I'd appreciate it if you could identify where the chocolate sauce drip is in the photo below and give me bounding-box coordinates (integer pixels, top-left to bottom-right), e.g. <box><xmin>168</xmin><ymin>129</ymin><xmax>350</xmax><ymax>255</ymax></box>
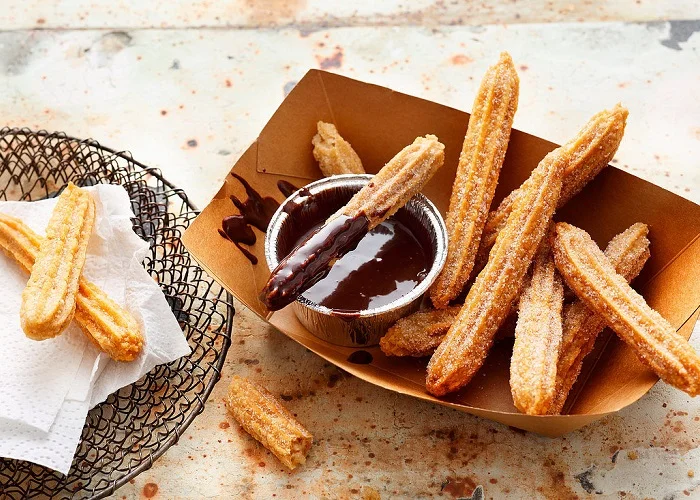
<box><xmin>347</xmin><ymin>350</ymin><xmax>373</xmax><ymax>364</ymax></box>
<box><xmin>218</xmin><ymin>228</ymin><xmax>258</xmax><ymax>265</ymax></box>
<box><xmin>221</xmin><ymin>215</ymin><xmax>256</xmax><ymax>245</ymax></box>
<box><xmin>218</xmin><ymin>173</ymin><xmax>281</xmax><ymax>265</ymax></box>
<box><xmin>230</xmin><ymin>173</ymin><xmax>279</xmax><ymax>232</ymax></box>
<box><xmin>261</xmin><ymin>214</ymin><xmax>370</xmax><ymax>311</ymax></box>
<box><xmin>277</xmin><ymin>180</ymin><xmax>300</xmax><ymax>199</ymax></box>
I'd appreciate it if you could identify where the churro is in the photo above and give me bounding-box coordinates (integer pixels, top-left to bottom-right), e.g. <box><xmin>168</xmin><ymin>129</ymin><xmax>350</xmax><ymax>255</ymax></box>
<box><xmin>20</xmin><ymin>183</ymin><xmax>95</xmax><ymax>340</ymax></box>
<box><xmin>426</xmin><ymin>140</ymin><xmax>565</xmax><ymax>396</ymax></box>
<box><xmin>475</xmin><ymin>105</ymin><xmax>628</xmax><ymax>272</ymax></box>
<box><xmin>550</xmin><ymin>222</ymin><xmax>649</xmax><ymax>414</ymax></box>
<box><xmin>312</xmin><ymin>121</ymin><xmax>365</xmax><ymax>176</ymax></box>
<box><xmin>380</xmin><ymin>306</ymin><xmax>461</xmax><ymax>357</ymax></box>
<box><xmin>553</xmin><ymin>222</ymin><xmax>700</xmax><ymax>397</ymax></box>
<box><xmin>225</xmin><ymin>376</ymin><xmax>313</xmax><ymax>470</ymax></box>
<box><xmin>0</xmin><ymin>213</ymin><xmax>143</xmax><ymax>361</ymax></box>
<box><xmin>510</xmin><ymin>243</ymin><xmax>563</xmax><ymax>415</ymax></box>
<box><xmin>429</xmin><ymin>52</ymin><xmax>519</xmax><ymax>309</ymax></box>
<box><xmin>261</xmin><ymin>135</ymin><xmax>444</xmax><ymax>311</ymax></box>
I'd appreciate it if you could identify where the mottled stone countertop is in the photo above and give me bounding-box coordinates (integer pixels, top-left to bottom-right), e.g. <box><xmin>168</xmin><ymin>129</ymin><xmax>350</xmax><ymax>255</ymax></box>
<box><xmin>1</xmin><ymin>2</ymin><xmax>699</xmax><ymax>499</ymax></box>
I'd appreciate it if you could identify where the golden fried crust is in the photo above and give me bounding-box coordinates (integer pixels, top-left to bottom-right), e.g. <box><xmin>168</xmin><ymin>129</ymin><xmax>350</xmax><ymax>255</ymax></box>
<box><xmin>510</xmin><ymin>245</ymin><xmax>563</xmax><ymax>415</ymax></box>
<box><xmin>549</xmin><ymin>223</ymin><xmax>649</xmax><ymax>413</ymax></box>
<box><xmin>339</xmin><ymin>135</ymin><xmax>444</xmax><ymax>229</ymax></box>
<box><xmin>20</xmin><ymin>183</ymin><xmax>95</xmax><ymax>340</ymax></box>
<box><xmin>312</xmin><ymin>121</ymin><xmax>365</xmax><ymax>176</ymax></box>
<box><xmin>380</xmin><ymin>306</ymin><xmax>461</xmax><ymax>357</ymax></box>
<box><xmin>475</xmin><ymin>104</ymin><xmax>629</xmax><ymax>273</ymax></box>
<box><xmin>553</xmin><ymin>223</ymin><xmax>700</xmax><ymax>397</ymax></box>
<box><xmin>0</xmin><ymin>213</ymin><xmax>144</xmax><ymax>361</ymax></box>
<box><xmin>426</xmin><ymin>144</ymin><xmax>566</xmax><ymax>396</ymax></box>
<box><xmin>226</xmin><ymin>376</ymin><xmax>313</xmax><ymax>470</ymax></box>
<box><xmin>429</xmin><ymin>52</ymin><xmax>519</xmax><ymax>309</ymax></box>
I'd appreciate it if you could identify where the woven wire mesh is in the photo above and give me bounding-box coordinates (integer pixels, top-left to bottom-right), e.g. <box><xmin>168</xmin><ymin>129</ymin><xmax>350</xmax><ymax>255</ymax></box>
<box><xmin>0</xmin><ymin>128</ymin><xmax>233</xmax><ymax>499</ymax></box>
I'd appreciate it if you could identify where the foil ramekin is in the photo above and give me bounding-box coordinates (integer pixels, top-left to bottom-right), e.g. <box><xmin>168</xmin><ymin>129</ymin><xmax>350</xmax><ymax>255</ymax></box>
<box><xmin>264</xmin><ymin>174</ymin><xmax>447</xmax><ymax>347</ymax></box>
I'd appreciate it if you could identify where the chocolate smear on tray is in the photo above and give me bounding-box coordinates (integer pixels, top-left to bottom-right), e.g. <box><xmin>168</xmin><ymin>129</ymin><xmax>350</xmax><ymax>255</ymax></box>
<box><xmin>218</xmin><ymin>173</ymin><xmax>281</xmax><ymax>264</ymax></box>
<box><xmin>230</xmin><ymin>173</ymin><xmax>279</xmax><ymax>232</ymax></box>
<box><xmin>347</xmin><ymin>350</ymin><xmax>373</xmax><ymax>364</ymax></box>
<box><xmin>277</xmin><ymin>180</ymin><xmax>300</xmax><ymax>199</ymax></box>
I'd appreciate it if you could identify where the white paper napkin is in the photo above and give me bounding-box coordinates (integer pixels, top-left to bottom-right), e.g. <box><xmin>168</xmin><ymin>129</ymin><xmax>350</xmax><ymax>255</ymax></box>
<box><xmin>0</xmin><ymin>184</ymin><xmax>191</xmax><ymax>474</ymax></box>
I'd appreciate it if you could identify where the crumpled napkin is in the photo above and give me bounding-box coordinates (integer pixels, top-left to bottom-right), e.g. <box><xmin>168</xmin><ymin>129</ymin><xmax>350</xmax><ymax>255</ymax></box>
<box><xmin>0</xmin><ymin>184</ymin><xmax>191</xmax><ymax>474</ymax></box>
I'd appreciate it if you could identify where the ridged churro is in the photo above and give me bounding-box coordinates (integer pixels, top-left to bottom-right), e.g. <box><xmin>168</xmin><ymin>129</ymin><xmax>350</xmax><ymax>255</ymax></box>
<box><xmin>550</xmin><ymin>222</ymin><xmax>649</xmax><ymax>414</ymax></box>
<box><xmin>380</xmin><ymin>306</ymin><xmax>461</xmax><ymax>357</ymax></box>
<box><xmin>20</xmin><ymin>183</ymin><xmax>95</xmax><ymax>340</ymax></box>
<box><xmin>261</xmin><ymin>135</ymin><xmax>444</xmax><ymax>311</ymax></box>
<box><xmin>510</xmin><ymin>243</ymin><xmax>563</xmax><ymax>415</ymax></box>
<box><xmin>475</xmin><ymin>105</ymin><xmax>628</xmax><ymax>272</ymax></box>
<box><xmin>429</xmin><ymin>52</ymin><xmax>519</xmax><ymax>309</ymax></box>
<box><xmin>426</xmin><ymin>141</ymin><xmax>565</xmax><ymax>396</ymax></box>
<box><xmin>0</xmin><ymin>213</ymin><xmax>143</xmax><ymax>361</ymax></box>
<box><xmin>312</xmin><ymin>121</ymin><xmax>365</xmax><ymax>176</ymax></box>
<box><xmin>226</xmin><ymin>376</ymin><xmax>313</xmax><ymax>470</ymax></box>
<box><xmin>553</xmin><ymin>223</ymin><xmax>700</xmax><ymax>397</ymax></box>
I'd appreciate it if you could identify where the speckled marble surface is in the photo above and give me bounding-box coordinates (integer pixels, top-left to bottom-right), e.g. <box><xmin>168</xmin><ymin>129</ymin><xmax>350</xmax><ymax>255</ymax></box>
<box><xmin>1</xmin><ymin>2</ymin><xmax>699</xmax><ymax>499</ymax></box>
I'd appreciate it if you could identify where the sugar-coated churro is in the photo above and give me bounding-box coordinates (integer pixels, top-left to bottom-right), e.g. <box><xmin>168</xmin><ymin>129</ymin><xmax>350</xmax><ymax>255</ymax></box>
<box><xmin>553</xmin><ymin>222</ymin><xmax>700</xmax><ymax>397</ymax></box>
<box><xmin>380</xmin><ymin>306</ymin><xmax>461</xmax><ymax>357</ymax></box>
<box><xmin>426</xmin><ymin>139</ymin><xmax>565</xmax><ymax>396</ymax></box>
<box><xmin>0</xmin><ymin>213</ymin><xmax>143</xmax><ymax>361</ymax></box>
<box><xmin>261</xmin><ymin>135</ymin><xmax>444</xmax><ymax>311</ymax></box>
<box><xmin>429</xmin><ymin>52</ymin><xmax>519</xmax><ymax>309</ymax></box>
<box><xmin>20</xmin><ymin>183</ymin><xmax>95</xmax><ymax>340</ymax></box>
<box><xmin>510</xmin><ymin>243</ymin><xmax>563</xmax><ymax>415</ymax></box>
<box><xmin>312</xmin><ymin>121</ymin><xmax>365</xmax><ymax>176</ymax></box>
<box><xmin>549</xmin><ymin>222</ymin><xmax>649</xmax><ymax>414</ymax></box>
<box><xmin>225</xmin><ymin>376</ymin><xmax>313</xmax><ymax>470</ymax></box>
<box><xmin>475</xmin><ymin>105</ymin><xmax>628</xmax><ymax>272</ymax></box>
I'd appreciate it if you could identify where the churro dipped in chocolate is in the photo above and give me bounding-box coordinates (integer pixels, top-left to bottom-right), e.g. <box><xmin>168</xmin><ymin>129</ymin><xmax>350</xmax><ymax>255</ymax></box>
<box><xmin>20</xmin><ymin>183</ymin><xmax>95</xmax><ymax>340</ymax></box>
<box><xmin>0</xmin><ymin>213</ymin><xmax>144</xmax><ymax>361</ymax></box>
<box><xmin>553</xmin><ymin>223</ymin><xmax>700</xmax><ymax>397</ymax></box>
<box><xmin>261</xmin><ymin>135</ymin><xmax>444</xmax><ymax>311</ymax></box>
<box><xmin>510</xmin><ymin>240</ymin><xmax>564</xmax><ymax>415</ymax></box>
<box><xmin>475</xmin><ymin>105</ymin><xmax>628</xmax><ymax>273</ymax></box>
<box><xmin>312</xmin><ymin>121</ymin><xmax>365</xmax><ymax>176</ymax></box>
<box><xmin>226</xmin><ymin>376</ymin><xmax>313</xmax><ymax>470</ymax></box>
<box><xmin>549</xmin><ymin>223</ymin><xmax>649</xmax><ymax>414</ymax></box>
<box><xmin>429</xmin><ymin>52</ymin><xmax>519</xmax><ymax>309</ymax></box>
<box><xmin>426</xmin><ymin>141</ymin><xmax>566</xmax><ymax>396</ymax></box>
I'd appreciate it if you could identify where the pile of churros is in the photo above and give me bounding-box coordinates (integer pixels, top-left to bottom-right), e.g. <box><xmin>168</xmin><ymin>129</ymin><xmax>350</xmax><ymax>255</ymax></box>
<box><xmin>375</xmin><ymin>51</ymin><xmax>700</xmax><ymax>414</ymax></box>
<box><xmin>0</xmin><ymin>183</ymin><xmax>143</xmax><ymax>362</ymax></box>
<box><xmin>224</xmin><ymin>51</ymin><xmax>699</xmax><ymax>472</ymax></box>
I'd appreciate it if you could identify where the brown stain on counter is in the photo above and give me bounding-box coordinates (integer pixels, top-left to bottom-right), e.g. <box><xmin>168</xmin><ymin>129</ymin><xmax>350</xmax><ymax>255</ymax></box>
<box><xmin>241</xmin><ymin>0</ymin><xmax>308</xmax><ymax>26</ymax></box>
<box><xmin>142</xmin><ymin>482</ymin><xmax>159</xmax><ymax>498</ymax></box>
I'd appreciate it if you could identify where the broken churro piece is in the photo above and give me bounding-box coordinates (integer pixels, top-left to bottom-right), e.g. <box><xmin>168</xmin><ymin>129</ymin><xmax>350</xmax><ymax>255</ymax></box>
<box><xmin>312</xmin><ymin>121</ymin><xmax>365</xmax><ymax>176</ymax></box>
<box><xmin>20</xmin><ymin>183</ymin><xmax>95</xmax><ymax>340</ymax></box>
<box><xmin>261</xmin><ymin>135</ymin><xmax>444</xmax><ymax>311</ymax></box>
<box><xmin>429</xmin><ymin>52</ymin><xmax>519</xmax><ymax>309</ymax></box>
<box><xmin>380</xmin><ymin>306</ymin><xmax>461</xmax><ymax>357</ymax></box>
<box><xmin>426</xmin><ymin>137</ymin><xmax>566</xmax><ymax>396</ymax></box>
<box><xmin>225</xmin><ymin>376</ymin><xmax>313</xmax><ymax>470</ymax></box>
<box><xmin>0</xmin><ymin>214</ymin><xmax>144</xmax><ymax>361</ymax></box>
<box><xmin>475</xmin><ymin>104</ymin><xmax>628</xmax><ymax>272</ymax></box>
<box><xmin>550</xmin><ymin>222</ymin><xmax>650</xmax><ymax>414</ymax></box>
<box><xmin>553</xmin><ymin>223</ymin><xmax>700</xmax><ymax>397</ymax></box>
<box><xmin>510</xmin><ymin>244</ymin><xmax>563</xmax><ymax>415</ymax></box>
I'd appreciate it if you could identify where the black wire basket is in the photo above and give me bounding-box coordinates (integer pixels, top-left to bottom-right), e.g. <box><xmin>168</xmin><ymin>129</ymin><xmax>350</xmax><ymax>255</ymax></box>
<box><xmin>0</xmin><ymin>128</ymin><xmax>233</xmax><ymax>499</ymax></box>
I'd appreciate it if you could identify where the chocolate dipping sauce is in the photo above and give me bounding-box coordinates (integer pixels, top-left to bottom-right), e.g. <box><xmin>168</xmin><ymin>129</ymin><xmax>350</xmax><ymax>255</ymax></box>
<box><xmin>273</xmin><ymin>184</ymin><xmax>432</xmax><ymax>313</ymax></box>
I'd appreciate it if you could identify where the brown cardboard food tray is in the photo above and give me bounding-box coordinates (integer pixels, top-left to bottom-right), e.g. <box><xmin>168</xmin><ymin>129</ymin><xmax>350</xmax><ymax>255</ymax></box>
<box><xmin>182</xmin><ymin>69</ymin><xmax>700</xmax><ymax>436</ymax></box>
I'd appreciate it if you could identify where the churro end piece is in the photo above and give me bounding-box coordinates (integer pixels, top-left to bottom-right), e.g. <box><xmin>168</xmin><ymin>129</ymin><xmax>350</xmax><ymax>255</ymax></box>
<box><xmin>312</xmin><ymin>121</ymin><xmax>365</xmax><ymax>176</ymax></box>
<box><xmin>226</xmin><ymin>376</ymin><xmax>313</xmax><ymax>470</ymax></box>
